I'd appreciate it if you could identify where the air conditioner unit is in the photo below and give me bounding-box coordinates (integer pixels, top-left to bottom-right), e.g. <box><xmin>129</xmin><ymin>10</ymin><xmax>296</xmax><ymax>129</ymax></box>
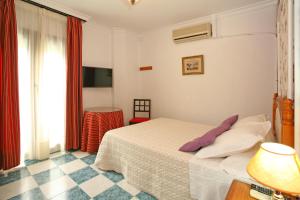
<box><xmin>172</xmin><ymin>23</ymin><xmax>212</xmax><ymax>43</ymax></box>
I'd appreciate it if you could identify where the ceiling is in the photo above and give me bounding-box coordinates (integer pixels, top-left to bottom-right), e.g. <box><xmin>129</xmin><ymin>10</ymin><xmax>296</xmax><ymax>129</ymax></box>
<box><xmin>52</xmin><ymin>0</ymin><xmax>267</xmax><ymax>32</ymax></box>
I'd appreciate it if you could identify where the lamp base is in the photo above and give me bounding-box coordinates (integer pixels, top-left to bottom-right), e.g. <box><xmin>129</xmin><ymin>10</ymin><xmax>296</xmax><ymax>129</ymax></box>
<box><xmin>272</xmin><ymin>191</ymin><xmax>284</xmax><ymax>200</ymax></box>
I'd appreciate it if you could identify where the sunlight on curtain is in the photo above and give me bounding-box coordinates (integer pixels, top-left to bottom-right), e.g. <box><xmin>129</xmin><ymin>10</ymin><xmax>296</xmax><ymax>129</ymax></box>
<box><xmin>16</xmin><ymin>0</ymin><xmax>67</xmax><ymax>160</ymax></box>
<box><xmin>18</xmin><ymin>32</ymin><xmax>34</xmax><ymax>160</ymax></box>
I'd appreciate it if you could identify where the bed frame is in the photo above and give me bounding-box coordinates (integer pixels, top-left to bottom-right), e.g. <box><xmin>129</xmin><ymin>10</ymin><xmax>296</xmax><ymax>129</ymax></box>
<box><xmin>272</xmin><ymin>93</ymin><xmax>294</xmax><ymax>147</ymax></box>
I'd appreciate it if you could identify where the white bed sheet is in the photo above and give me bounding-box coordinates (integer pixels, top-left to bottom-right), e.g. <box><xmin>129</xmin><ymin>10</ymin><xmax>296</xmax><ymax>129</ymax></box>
<box><xmin>189</xmin><ymin>147</ymin><xmax>258</xmax><ymax>200</ymax></box>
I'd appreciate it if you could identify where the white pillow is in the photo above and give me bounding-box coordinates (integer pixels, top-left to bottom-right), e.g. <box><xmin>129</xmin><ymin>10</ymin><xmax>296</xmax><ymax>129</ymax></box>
<box><xmin>195</xmin><ymin>129</ymin><xmax>264</xmax><ymax>159</ymax></box>
<box><xmin>235</xmin><ymin>114</ymin><xmax>267</xmax><ymax>125</ymax></box>
<box><xmin>232</xmin><ymin>121</ymin><xmax>271</xmax><ymax>138</ymax></box>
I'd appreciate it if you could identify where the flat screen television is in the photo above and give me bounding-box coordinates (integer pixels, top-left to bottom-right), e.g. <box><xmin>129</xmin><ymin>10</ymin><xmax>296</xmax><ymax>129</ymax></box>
<box><xmin>83</xmin><ymin>66</ymin><xmax>113</xmax><ymax>88</ymax></box>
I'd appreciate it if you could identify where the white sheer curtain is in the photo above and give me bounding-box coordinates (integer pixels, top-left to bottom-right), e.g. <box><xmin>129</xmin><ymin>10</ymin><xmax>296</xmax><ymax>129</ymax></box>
<box><xmin>16</xmin><ymin>0</ymin><xmax>67</xmax><ymax>160</ymax></box>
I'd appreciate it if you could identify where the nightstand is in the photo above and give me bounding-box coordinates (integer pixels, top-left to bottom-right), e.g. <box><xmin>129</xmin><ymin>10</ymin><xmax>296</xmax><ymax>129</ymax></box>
<box><xmin>226</xmin><ymin>180</ymin><xmax>255</xmax><ymax>200</ymax></box>
<box><xmin>225</xmin><ymin>180</ymin><xmax>297</xmax><ymax>200</ymax></box>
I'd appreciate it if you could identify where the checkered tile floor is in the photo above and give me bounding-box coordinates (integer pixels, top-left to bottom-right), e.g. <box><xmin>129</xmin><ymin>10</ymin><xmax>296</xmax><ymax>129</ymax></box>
<box><xmin>0</xmin><ymin>151</ymin><xmax>157</xmax><ymax>200</ymax></box>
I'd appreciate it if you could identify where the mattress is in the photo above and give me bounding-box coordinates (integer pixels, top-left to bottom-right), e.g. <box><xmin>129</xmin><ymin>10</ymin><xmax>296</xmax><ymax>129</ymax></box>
<box><xmin>94</xmin><ymin>118</ymin><xmax>213</xmax><ymax>200</ymax></box>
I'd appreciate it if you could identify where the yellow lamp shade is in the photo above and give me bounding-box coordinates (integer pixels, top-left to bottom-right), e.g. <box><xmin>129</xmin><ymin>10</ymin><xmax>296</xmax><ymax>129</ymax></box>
<box><xmin>247</xmin><ymin>142</ymin><xmax>300</xmax><ymax>195</ymax></box>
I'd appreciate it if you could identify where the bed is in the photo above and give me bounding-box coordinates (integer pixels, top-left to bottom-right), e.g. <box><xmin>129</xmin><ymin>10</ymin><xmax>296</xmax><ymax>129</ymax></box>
<box><xmin>95</xmin><ymin>118</ymin><xmax>212</xmax><ymax>199</ymax></box>
<box><xmin>94</xmin><ymin>93</ymin><xmax>295</xmax><ymax>200</ymax></box>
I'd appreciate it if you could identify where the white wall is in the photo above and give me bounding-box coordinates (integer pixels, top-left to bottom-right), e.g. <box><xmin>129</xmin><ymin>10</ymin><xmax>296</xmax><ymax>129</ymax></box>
<box><xmin>139</xmin><ymin>2</ymin><xmax>277</xmax><ymax>125</ymax></box>
<box><xmin>81</xmin><ymin>1</ymin><xmax>278</xmax><ymax>126</ymax></box>
<box><xmin>82</xmin><ymin>21</ymin><xmax>141</xmax><ymax>124</ymax></box>
<box><xmin>217</xmin><ymin>1</ymin><xmax>277</xmax><ymax>37</ymax></box>
<box><xmin>112</xmin><ymin>28</ymin><xmax>141</xmax><ymax>124</ymax></box>
<box><xmin>82</xmin><ymin>20</ymin><xmax>113</xmax><ymax>109</ymax></box>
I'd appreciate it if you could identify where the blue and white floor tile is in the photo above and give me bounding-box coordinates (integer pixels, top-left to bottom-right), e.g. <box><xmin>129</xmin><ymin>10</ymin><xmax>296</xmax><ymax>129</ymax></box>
<box><xmin>79</xmin><ymin>173</ymin><xmax>114</xmax><ymax>197</ymax></box>
<box><xmin>71</xmin><ymin>151</ymin><xmax>90</xmax><ymax>159</ymax></box>
<box><xmin>59</xmin><ymin>159</ymin><xmax>88</xmax><ymax>175</ymax></box>
<box><xmin>27</xmin><ymin>160</ymin><xmax>57</xmax><ymax>175</ymax></box>
<box><xmin>0</xmin><ymin>151</ymin><xmax>157</xmax><ymax>200</ymax></box>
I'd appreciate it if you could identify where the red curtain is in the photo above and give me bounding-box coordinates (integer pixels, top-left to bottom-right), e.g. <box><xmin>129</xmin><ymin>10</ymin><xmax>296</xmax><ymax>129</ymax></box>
<box><xmin>0</xmin><ymin>0</ymin><xmax>20</xmax><ymax>170</ymax></box>
<box><xmin>66</xmin><ymin>17</ymin><xmax>83</xmax><ymax>150</ymax></box>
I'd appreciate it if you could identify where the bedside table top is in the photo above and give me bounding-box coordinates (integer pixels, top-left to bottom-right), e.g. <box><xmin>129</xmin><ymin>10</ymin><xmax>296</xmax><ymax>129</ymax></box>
<box><xmin>226</xmin><ymin>180</ymin><xmax>255</xmax><ymax>200</ymax></box>
<box><xmin>226</xmin><ymin>180</ymin><xmax>297</xmax><ymax>200</ymax></box>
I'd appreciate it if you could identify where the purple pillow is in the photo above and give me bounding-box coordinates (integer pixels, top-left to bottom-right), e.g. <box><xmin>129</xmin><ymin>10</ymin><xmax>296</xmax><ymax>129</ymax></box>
<box><xmin>221</xmin><ymin>114</ymin><xmax>239</xmax><ymax>126</ymax></box>
<box><xmin>179</xmin><ymin>115</ymin><xmax>239</xmax><ymax>152</ymax></box>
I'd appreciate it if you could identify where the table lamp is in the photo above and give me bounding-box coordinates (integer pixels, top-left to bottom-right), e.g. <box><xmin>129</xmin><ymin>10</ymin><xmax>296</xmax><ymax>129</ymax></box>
<box><xmin>247</xmin><ymin>142</ymin><xmax>300</xmax><ymax>200</ymax></box>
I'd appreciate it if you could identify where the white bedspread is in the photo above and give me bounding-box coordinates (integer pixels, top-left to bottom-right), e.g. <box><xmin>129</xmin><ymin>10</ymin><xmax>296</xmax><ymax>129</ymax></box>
<box><xmin>189</xmin><ymin>156</ymin><xmax>233</xmax><ymax>200</ymax></box>
<box><xmin>94</xmin><ymin>118</ymin><xmax>212</xmax><ymax>200</ymax></box>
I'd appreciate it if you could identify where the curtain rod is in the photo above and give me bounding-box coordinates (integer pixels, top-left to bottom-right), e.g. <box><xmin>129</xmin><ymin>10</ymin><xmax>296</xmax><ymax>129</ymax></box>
<box><xmin>20</xmin><ymin>0</ymin><xmax>87</xmax><ymax>22</ymax></box>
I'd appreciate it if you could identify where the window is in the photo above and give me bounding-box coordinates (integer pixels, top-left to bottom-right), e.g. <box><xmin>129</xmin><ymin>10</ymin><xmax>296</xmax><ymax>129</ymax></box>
<box><xmin>16</xmin><ymin>1</ymin><xmax>67</xmax><ymax>160</ymax></box>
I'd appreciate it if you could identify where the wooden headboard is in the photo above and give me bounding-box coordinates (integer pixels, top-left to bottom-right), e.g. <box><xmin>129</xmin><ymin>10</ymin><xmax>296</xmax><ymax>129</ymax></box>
<box><xmin>272</xmin><ymin>93</ymin><xmax>294</xmax><ymax>147</ymax></box>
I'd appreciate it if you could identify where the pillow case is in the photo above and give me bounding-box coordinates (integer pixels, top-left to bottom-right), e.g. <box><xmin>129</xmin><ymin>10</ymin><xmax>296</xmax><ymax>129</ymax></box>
<box><xmin>179</xmin><ymin>115</ymin><xmax>238</xmax><ymax>152</ymax></box>
<box><xmin>195</xmin><ymin>129</ymin><xmax>264</xmax><ymax>159</ymax></box>
<box><xmin>234</xmin><ymin>114</ymin><xmax>267</xmax><ymax>125</ymax></box>
<box><xmin>232</xmin><ymin>121</ymin><xmax>271</xmax><ymax>138</ymax></box>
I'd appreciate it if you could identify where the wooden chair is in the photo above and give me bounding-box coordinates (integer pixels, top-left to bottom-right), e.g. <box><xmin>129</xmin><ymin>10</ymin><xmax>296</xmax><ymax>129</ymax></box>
<box><xmin>129</xmin><ymin>99</ymin><xmax>151</xmax><ymax>125</ymax></box>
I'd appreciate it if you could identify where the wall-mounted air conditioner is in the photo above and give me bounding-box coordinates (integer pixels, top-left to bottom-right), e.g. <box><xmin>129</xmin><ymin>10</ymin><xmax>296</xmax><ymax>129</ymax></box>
<box><xmin>172</xmin><ymin>23</ymin><xmax>212</xmax><ymax>43</ymax></box>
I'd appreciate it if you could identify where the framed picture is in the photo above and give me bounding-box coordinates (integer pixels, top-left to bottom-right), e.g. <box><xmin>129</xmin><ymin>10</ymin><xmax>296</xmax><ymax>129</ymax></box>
<box><xmin>182</xmin><ymin>55</ymin><xmax>204</xmax><ymax>75</ymax></box>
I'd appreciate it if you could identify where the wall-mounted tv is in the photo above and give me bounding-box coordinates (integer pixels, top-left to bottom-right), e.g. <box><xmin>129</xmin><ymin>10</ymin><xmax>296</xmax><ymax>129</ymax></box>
<box><xmin>83</xmin><ymin>66</ymin><xmax>113</xmax><ymax>88</ymax></box>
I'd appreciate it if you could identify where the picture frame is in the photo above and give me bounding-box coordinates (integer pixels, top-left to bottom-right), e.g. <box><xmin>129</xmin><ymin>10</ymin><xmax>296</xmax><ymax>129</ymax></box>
<box><xmin>182</xmin><ymin>55</ymin><xmax>204</xmax><ymax>75</ymax></box>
